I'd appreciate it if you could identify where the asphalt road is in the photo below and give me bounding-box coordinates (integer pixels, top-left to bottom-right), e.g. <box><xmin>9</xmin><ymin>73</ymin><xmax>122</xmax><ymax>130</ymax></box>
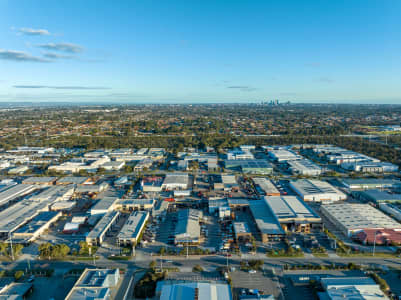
<box><xmin>2</xmin><ymin>255</ymin><xmax>401</xmax><ymax>273</ymax></box>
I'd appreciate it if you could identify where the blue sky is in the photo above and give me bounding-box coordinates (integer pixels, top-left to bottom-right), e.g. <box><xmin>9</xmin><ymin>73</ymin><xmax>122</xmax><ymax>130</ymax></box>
<box><xmin>1</xmin><ymin>0</ymin><xmax>401</xmax><ymax>104</ymax></box>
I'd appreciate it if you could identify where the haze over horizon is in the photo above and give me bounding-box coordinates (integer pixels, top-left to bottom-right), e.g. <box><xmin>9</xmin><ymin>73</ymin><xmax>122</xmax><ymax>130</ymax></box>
<box><xmin>1</xmin><ymin>1</ymin><xmax>401</xmax><ymax>104</ymax></box>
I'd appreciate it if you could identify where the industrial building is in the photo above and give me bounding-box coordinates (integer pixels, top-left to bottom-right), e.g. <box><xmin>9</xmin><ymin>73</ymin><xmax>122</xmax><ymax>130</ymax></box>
<box><xmin>28</xmin><ymin>184</ymin><xmax>74</xmax><ymax>202</ymax></box>
<box><xmin>133</xmin><ymin>158</ymin><xmax>154</xmax><ymax>171</ymax></box>
<box><xmin>268</xmin><ymin>149</ymin><xmax>302</xmax><ymax>162</ymax></box>
<box><xmin>22</xmin><ymin>176</ymin><xmax>57</xmax><ymax>185</ymax></box>
<box><xmin>101</xmin><ymin>160</ymin><xmax>125</xmax><ymax>171</ymax></box>
<box><xmin>208</xmin><ymin>198</ymin><xmax>231</xmax><ymax>218</ymax></box>
<box><xmin>354</xmin><ymin>228</ymin><xmax>401</xmax><ymax>245</ymax></box>
<box><xmin>50</xmin><ymin>200</ymin><xmax>76</xmax><ymax>212</ymax></box>
<box><xmin>248</xmin><ymin>199</ymin><xmax>285</xmax><ymax>243</ymax></box>
<box><xmin>75</xmin><ymin>182</ymin><xmax>109</xmax><ymax>194</ymax></box>
<box><xmin>90</xmin><ymin>196</ymin><xmax>119</xmax><ymax>215</ymax></box>
<box><xmin>162</xmin><ymin>173</ymin><xmax>189</xmax><ymax>190</ymax></box>
<box><xmin>319</xmin><ymin>277</ymin><xmax>388</xmax><ymax>300</ymax></box>
<box><xmin>141</xmin><ymin>176</ymin><xmax>163</xmax><ymax>192</ymax></box>
<box><xmin>65</xmin><ymin>268</ymin><xmax>120</xmax><ymax>300</ymax></box>
<box><xmin>287</xmin><ymin>159</ymin><xmax>322</xmax><ymax>176</ymax></box>
<box><xmin>156</xmin><ymin>280</ymin><xmax>232</xmax><ymax>300</ymax></box>
<box><xmin>0</xmin><ymin>184</ymin><xmax>37</xmax><ymax>208</ymax></box>
<box><xmin>56</xmin><ymin>176</ymin><xmax>90</xmax><ymax>185</ymax></box>
<box><xmin>341</xmin><ymin>161</ymin><xmax>399</xmax><ymax>173</ymax></box>
<box><xmin>12</xmin><ymin>211</ymin><xmax>61</xmax><ymax>243</ymax></box>
<box><xmin>226</xmin><ymin>149</ymin><xmax>254</xmax><ymax>160</ymax></box>
<box><xmin>341</xmin><ymin>178</ymin><xmax>400</xmax><ymax>190</ymax></box>
<box><xmin>0</xmin><ymin>197</ymin><xmax>58</xmax><ymax>238</ymax></box>
<box><xmin>174</xmin><ymin>209</ymin><xmax>202</xmax><ymax>245</ymax></box>
<box><xmin>114</xmin><ymin>198</ymin><xmax>155</xmax><ymax>211</ymax></box>
<box><xmin>233</xmin><ymin>222</ymin><xmax>253</xmax><ymax>242</ymax></box>
<box><xmin>86</xmin><ymin>211</ymin><xmax>120</xmax><ymax>246</ymax></box>
<box><xmin>252</xmin><ymin>178</ymin><xmax>280</xmax><ymax>196</ymax></box>
<box><xmin>321</xmin><ymin>203</ymin><xmax>401</xmax><ymax>237</ymax></box>
<box><xmin>264</xmin><ymin>196</ymin><xmax>322</xmax><ymax>233</ymax></box>
<box><xmin>378</xmin><ymin>203</ymin><xmax>401</xmax><ymax>222</ymax></box>
<box><xmin>117</xmin><ymin>211</ymin><xmax>149</xmax><ymax>246</ymax></box>
<box><xmin>289</xmin><ymin>179</ymin><xmax>346</xmax><ymax>203</ymax></box>
<box><xmin>359</xmin><ymin>189</ymin><xmax>401</xmax><ymax>204</ymax></box>
<box><xmin>224</xmin><ymin>159</ymin><xmax>273</xmax><ymax>174</ymax></box>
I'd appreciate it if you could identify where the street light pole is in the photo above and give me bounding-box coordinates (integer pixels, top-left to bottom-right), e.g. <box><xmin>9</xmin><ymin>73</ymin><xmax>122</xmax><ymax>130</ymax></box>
<box><xmin>373</xmin><ymin>231</ymin><xmax>378</xmax><ymax>257</ymax></box>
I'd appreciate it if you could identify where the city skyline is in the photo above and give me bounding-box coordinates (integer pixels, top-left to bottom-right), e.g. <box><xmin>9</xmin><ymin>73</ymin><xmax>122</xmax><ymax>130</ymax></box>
<box><xmin>1</xmin><ymin>1</ymin><xmax>401</xmax><ymax>104</ymax></box>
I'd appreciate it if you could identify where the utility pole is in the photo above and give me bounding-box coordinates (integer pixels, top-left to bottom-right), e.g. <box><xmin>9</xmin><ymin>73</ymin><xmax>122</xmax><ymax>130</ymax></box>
<box><xmin>373</xmin><ymin>231</ymin><xmax>378</xmax><ymax>257</ymax></box>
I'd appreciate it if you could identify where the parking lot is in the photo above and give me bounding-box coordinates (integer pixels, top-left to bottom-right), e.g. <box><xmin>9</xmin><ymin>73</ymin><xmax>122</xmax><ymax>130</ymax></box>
<box><xmin>28</xmin><ymin>275</ymin><xmax>77</xmax><ymax>300</ymax></box>
<box><xmin>231</xmin><ymin>269</ymin><xmax>281</xmax><ymax>299</ymax></box>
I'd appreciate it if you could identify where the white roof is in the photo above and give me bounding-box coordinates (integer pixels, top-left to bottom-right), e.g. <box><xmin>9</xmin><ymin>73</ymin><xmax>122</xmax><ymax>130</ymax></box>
<box><xmin>159</xmin><ymin>281</ymin><xmax>232</xmax><ymax>300</ymax></box>
<box><xmin>322</xmin><ymin>203</ymin><xmax>401</xmax><ymax>232</ymax></box>
<box><xmin>265</xmin><ymin>196</ymin><xmax>320</xmax><ymax>221</ymax></box>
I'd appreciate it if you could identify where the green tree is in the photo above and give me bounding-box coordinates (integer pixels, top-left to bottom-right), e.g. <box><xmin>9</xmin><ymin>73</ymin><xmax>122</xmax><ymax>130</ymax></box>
<box><xmin>149</xmin><ymin>260</ymin><xmax>157</xmax><ymax>270</ymax></box>
<box><xmin>38</xmin><ymin>243</ymin><xmax>53</xmax><ymax>259</ymax></box>
<box><xmin>14</xmin><ymin>270</ymin><xmax>24</xmax><ymax>281</ymax></box>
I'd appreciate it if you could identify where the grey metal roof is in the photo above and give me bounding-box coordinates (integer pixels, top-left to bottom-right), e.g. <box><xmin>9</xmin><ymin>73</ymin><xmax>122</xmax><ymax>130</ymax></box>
<box><xmin>57</xmin><ymin>176</ymin><xmax>89</xmax><ymax>184</ymax></box>
<box><xmin>159</xmin><ymin>281</ymin><xmax>232</xmax><ymax>300</ymax></box>
<box><xmin>264</xmin><ymin>196</ymin><xmax>320</xmax><ymax>220</ymax></box>
<box><xmin>248</xmin><ymin>200</ymin><xmax>284</xmax><ymax>235</ymax></box>
<box><xmin>0</xmin><ymin>184</ymin><xmax>37</xmax><ymax>206</ymax></box>
<box><xmin>87</xmin><ymin>211</ymin><xmax>120</xmax><ymax>239</ymax></box>
<box><xmin>117</xmin><ymin>211</ymin><xmax>149</xmax><ymax>241</ymax></box>
<box><xmin>175</xmin><ymin>209</ymin><xmax>201</xmax><ymax>241</ymax></box>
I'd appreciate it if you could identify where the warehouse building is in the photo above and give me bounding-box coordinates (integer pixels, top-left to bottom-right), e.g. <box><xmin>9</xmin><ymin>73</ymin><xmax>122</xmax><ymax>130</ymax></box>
<box><xmin>248</xmin><ymin>199</ymin><xmax>285</xmax><ymax>243</ymax></box>
<box><xmin>233</xmin><ymin>222</ymin><xmax>253</xmax><ymax>242</ymax></box>
<box><xmin>290</xmin><ymin>179</ymin><xmax>346</xmax><ymax>203</ymax></box>
<box><xmin>114</xmin><ymin>198</ymin><xmax>155</xmax><ymax>211</ymax></box>
<box><xmin>162</xmin><ymin>173</ymin><xmax>189</xmax><ymax>190</ymax></box>
<box><xmin>319</xmin><ymin>277</ymin><xmax>388</xmax><ymax>300</ymax></box>
<box><xmin>321</xmin><ymin>203</ymin><xmax>401</xmax><ymax>237</ymax></box>
<box><xmin>341</xmin><ymin>178</ymin><xmax>400</xmax><ymax>190</ymax></box>
<box><xmin>268</xmin><ymin>149</ymin><xmax>302</xmax><ymax>162</ymax></box>
<box><xmin>101</xmin><ymin>160</ymin><xmax>125</xmax><ymax>171</ymax></box>
<box><xmin>0</xmin><ymin>197</ymin><xmax>57</xmax><ymax>238</ymax></box>
<box><xmin>56</xmin><ymin>176</ymin><xmax>90</xmax><ymax>185</ymax></box>
<box><xmin>379</xmin><ymin>203</ymin><xmax>401</xmax><ymax>222</ymax></box>
<box><xmin>117</xmin><ymin>211</ymin><xmax>149</xmax><ymax>246</ymax></box>
<box><xmin>226</xmin><ymin>149</ymin><xmax>254</xmax><ymax>160</ymax></box>
<box><xmin>75</xmin><ymin>182</ymin><xmax>109</xmax><ymax>194</ymax></box>
<box><xmin>252</xmin><ymin>177</ymin><xmax>280</xmax><ymax>196</ymax></box>
<box><xmin>12</xmin><ymin>211</ymin><xmax>61</xmax><ymax>243</ymax></box>
<box><xmin>354</xmin><ymin>228</ymin><xmax>401</xmax><ymax>246</ymax></box>
<box><xmin>264</xmin><ymin>196</ymin><xmax>322</xmax><ymax>233</ymax></box>
<box><xmin>86</xmin><ymin>211</ymin><xmax>120</xmax><ymax>246</ymax></box>
<box><xmin>287</xmin><ymin>159</ymin><xmax>322</xmax><ymax>176</ymax></box>
<box><xmin>50</xmin><ymin>200</ymin><xmax>76</xmax><ymax>212</ymax></box>
<box><xmin>359</xmin><ymin>189</ymin><xmax>401</xmax><ymax>204</ymax></box>
<box><xmin>0</xmin><ymin>184</ymin><xmax>37</xmax><ymax>208</ymax></box>
<box><xmin>134</xmin><ymin>158</ymin><xmax>154</xmax><ymax>171</ymax></box>
<box><xmin>8</xmin><ymin>165</ymin><xmax>29</xmax><ymax>175</ymax></box>
<box><xmin>341</xmin><ymin>161</ymin><xmax>399</xmax><ymax>173</ymax></box>
<box><xmin>28</xmin><ymin>184</ymin><xmax>74</xmax><ymax>202</ymax></box>
<box><xmin>65</xmin><ymin>268</ymin><xmax>120</xmax><ymax>300</ymax></box>
<box><xmin>156</xmin><ymin>280</ymin><xmax>232</xmax><ymax>300</ymax></box>
<box><xmin>174</xmin><ymin>209</ymin><xmax>202</xmax><ymax>245</ymax></box>
<box><xmin>141</xmin><ymin>176</ymin><xmax>163</xmax><ymax>192</ymax></box>
<box><xmin>22</xmin><ymin>176</ymin><xmax>57</xmax><ymax>186</ymax></box>
<box><xmin>224</xmin><ymin>159</ymin><xmax>273</xmax><ymax>174</ymax></box>
<box><xmin>90</xmin><ymin>196</ymin><xmax>119</xmax><ymax>215</ymax></box>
